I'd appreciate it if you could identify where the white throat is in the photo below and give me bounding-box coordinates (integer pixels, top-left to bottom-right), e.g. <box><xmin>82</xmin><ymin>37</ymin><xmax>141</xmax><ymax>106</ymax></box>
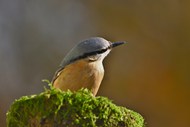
<box><xmin>99</xmin><ymin>49</ymin><xmax>111</xmax><ymax>62</ymax></box>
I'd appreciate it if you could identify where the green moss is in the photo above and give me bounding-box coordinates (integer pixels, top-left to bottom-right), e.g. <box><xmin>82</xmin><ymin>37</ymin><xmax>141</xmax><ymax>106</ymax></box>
<box><xmin>6</xmin><ymin>84</ymin><xmax>144</xmax><ymax>127</ymax></box>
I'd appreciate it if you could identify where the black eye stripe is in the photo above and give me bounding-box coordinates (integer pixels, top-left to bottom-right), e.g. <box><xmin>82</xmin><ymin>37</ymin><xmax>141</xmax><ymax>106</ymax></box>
<box><xmin>69</xmin><ymin>46</ymin><xmax>111</xmax><ymax>64</ymax></box>
<box><xmin>86</xmin><ymin>48</ymin><xmax>107</xmax><ymax>56</ymax></box>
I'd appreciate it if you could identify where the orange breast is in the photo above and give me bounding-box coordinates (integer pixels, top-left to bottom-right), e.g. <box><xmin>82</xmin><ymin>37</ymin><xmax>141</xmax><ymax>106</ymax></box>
<box><xmin>53</xmin><ymin>59</ymin><xmax>104</xmax><ymax>96</ymax></box>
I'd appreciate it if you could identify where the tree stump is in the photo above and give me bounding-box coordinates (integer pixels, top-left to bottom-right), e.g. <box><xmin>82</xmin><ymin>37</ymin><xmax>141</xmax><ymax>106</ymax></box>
<box><xmin>6</xmin><ymin>87</ymin><xmax>144</xmax><ymax>127</ymax></box>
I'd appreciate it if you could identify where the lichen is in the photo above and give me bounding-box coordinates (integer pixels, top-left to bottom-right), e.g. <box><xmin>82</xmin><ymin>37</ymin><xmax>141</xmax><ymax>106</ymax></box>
<box><xmin>6</xmin><ymin>83</ymin><xmax>144</xmax><ymax>127</ymax></box>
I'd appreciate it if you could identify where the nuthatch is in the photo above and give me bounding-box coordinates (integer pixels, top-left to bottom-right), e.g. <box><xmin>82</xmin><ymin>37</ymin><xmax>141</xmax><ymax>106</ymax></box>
<box><xmin>52</xmin><ymin>37</ymin><xmax>125</xmax><ymax>96</ymax></box>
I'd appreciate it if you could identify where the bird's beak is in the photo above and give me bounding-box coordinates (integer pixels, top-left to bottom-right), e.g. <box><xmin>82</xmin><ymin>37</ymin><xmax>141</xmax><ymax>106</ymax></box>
<box><xmin>111</xmin><ymin>41</ymin><xmax>126</xmax><ymax>48</ymax></box>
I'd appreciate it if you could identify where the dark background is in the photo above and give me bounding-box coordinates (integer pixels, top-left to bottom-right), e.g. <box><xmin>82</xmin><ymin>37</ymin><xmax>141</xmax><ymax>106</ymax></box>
<box><xmin>1</xmin><ymin>1</ymin><xmax>190</xmax><ymax>127</ymax></box>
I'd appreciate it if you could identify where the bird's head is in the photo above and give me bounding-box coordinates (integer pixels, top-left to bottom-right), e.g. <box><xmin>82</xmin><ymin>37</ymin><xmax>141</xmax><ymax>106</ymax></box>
<box><xmin>61</xmin><ymin>37</ymin><xmax>126</xmax><ymax>67</ymax></box>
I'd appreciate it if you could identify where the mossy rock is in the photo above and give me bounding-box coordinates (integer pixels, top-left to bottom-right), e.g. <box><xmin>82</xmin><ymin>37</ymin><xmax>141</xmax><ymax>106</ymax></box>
<box><xmin>6</xmin><ymin>86</ymin><xmax>145</xmax><ymax>127</ymax></box>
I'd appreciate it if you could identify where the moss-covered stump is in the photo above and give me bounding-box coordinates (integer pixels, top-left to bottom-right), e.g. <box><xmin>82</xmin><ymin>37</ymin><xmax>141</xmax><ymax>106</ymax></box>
<box><xmin>6</xmin><ymin>88</ymin><xmax>144</xmax><ymax>127</ymax></box>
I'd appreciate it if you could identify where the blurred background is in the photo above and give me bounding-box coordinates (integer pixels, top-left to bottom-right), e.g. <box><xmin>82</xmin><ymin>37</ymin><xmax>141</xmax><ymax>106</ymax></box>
<box><xmin>0</xmin><ymin>0</ymin><xmax>190</xmax><ymax>127</ymax></box>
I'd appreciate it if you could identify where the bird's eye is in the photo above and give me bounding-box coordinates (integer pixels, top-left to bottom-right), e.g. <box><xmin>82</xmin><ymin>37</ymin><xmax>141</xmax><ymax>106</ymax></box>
<box><xmin>87</xmin><ymin>54</ymin><xmax>101</xmax><ymax>62</ymax></box>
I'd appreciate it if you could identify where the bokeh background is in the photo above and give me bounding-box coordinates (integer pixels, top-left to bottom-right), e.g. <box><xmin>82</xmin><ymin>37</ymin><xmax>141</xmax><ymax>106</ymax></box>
<box><xmin>1</xmin><ymin>0</ymin><xmax>190</xmax><ymax>127</ymax></box>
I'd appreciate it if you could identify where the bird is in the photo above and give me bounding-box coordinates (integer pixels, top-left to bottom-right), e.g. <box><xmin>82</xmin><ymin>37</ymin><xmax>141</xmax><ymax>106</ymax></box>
<box><xmin>52</xmin><ymin>37</ymin><xmax>125</xmax><ymax>96</ymax></box>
